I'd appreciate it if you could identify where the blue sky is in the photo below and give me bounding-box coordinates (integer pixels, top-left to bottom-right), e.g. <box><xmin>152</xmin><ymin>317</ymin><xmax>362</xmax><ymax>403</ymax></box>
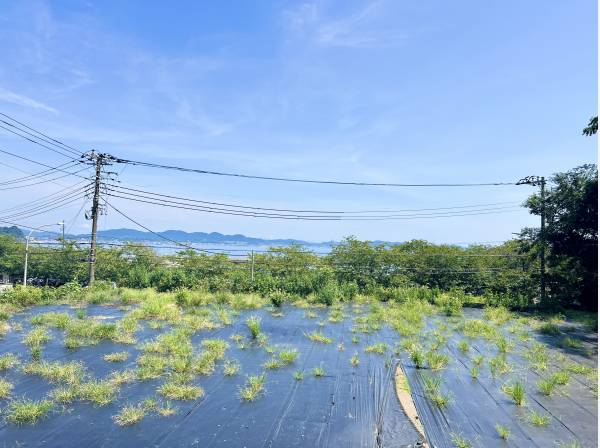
<box><xmin>0</xmin><ymin>0</ymin><xmax>596</xmax><ymax>243</ymax></box>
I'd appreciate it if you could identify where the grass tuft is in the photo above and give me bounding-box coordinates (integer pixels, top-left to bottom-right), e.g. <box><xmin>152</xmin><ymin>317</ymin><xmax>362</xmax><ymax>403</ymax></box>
<box><xmin>6</xmin><ymin>399</ymin><xmax>53</xmax><ymax>425</ymax></box>
<box><xmin>502</xmin><ymin>381</ymin><xmax>526</xmax><ymax>406</ymax></box>
<box><xmin>0</xmin><ymin>378</ymin><xmax>14</xmax><ymax>399</ymax></box>
<box><xmin>495</xmin><ymin>424</ymin><xmax>510</xmax><ymax>440</ymax></box>
<box><xmin>158</xmin><ymin>382</ymin><xmax>204</xmax><ymax>400</ymax></box>
<box><xmin>0</xmin><ymin>353</ymin><xmax>19</xmax><ymax>370</ymax></box>
<box><xmin>104</xmin><ymin>351</ymin><xmax>129</xmax><ymax>362</ymax></box>
<box><xmin>365</xmin><ymin>343</ymin><xmax>388</xmax><ymax>355</ymax></box>
<box><xmin>305</xmin><ymin>331</ymin><xmax>332</xmax><ymax>344</ymax></box>
<box><xmin>246</xmin><ymin>316</ymin><xmax>261</xmax><ymax>339</ymax></box>
<box><xmin>113</xmin><ymin>404</ymin><xmax>146</xmax><ymax>426</ymax></box>
<box><xmin>223</xmin><ymin>359</ymin><xmax>240</xmax><ymax>376</ymax></box>
<box><xmin>239</xmin><ymin>374</ymin><xmax>266</xmax><ymax>402</ymax></box>
<box><xmin>312</xmin><ymin>365</ymin><xmax>326</xmax><ymax>377</ymax></box>
<box><xmin>528</xmin><ymin>410</ymin><xmax>551</xmax><ymax>426</ymax></box>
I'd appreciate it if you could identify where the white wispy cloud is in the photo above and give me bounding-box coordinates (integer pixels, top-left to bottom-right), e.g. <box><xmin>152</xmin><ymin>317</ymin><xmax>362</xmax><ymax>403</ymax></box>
<box><xmin>284</xmin><ymin>0</ymin><xmax>406</xmax><ymax>48</ymax></box>
<box><xmin>0</xmin><ymin>87</ymin><xmax>58</xmax><ymax>113</ymax></box>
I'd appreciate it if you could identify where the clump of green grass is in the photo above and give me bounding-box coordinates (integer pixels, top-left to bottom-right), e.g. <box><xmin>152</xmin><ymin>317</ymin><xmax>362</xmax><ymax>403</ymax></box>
<box><xmin>525</xmin><ymin>342</ymin><xmax>550</xmax><ymax>371</ymax></box>
<box><xmin>551</xmin><ymin>371</ymin><xmax>570</xmax><ymax>386</ymax></box>
<box><xmin>293</xmin><ymin>370</ymin><xmax>304</xmax><ymax>381</ymax></box>
<box><xmin>538</xmin><ymin>321</ymin><xmax>561</xmax><ymax>335</ymax></box>
<box><xmin>6</xmin><ymin>399</ymin><xmax>53</xmax><ymax>425</ymax></box>
<box><xmin>422</xmin><ymin>374</ymin><xmax>441</xmax><ymax>395</ymax></box>
<box><xmin>495</xmin><ymin>424</ymin><xmax>510</xmax><ymax>440</ymax></box>
<box><xmin>0</xmin><ymin>353</ymin><xmax>19</xmax><ymax>370</ymax></box>
<box><xmin>410</xmin><ymin>349</ymin><xmax>426</xmax><ymax>369</ymax></box>
<box><xmin>351</xmin><ymin>335</ymin><xmax>360</xmax><ymax>344</ymax></box>
<box><xmin>502</xmin><ymin>381</ymin><xmax>526</xmax><ymax>406</ymax></box>
<box><xmin>459</xmin><ymin>319</ymin><xmax>498</xmax><ymax>340</ymax></box>
<box><xmin>472</xmin><ymin>354</ymin><xmax>484</xmax><ymax>366</ymax></box>
<box><xmin>230</xmin><ymin>333</ymin><xmax>245</xmax><ymax>344</ymax></box>
<box><xmin>564</xmin><ymin>362</ymin><xmax>595</xmax><ymax>376</ymax></box>
<box><xmin>457</xmin><ymin>340</ymin><xmax>469</xmax><ymax>353</ymax></box>
<box><xmin>239</xmin><ymin>374</ymin><xmax>266</xmax><ymax>402</ymax></box>
<box><xmin>278</xmin><ymin>349</ymin><xmax>299</xmax><ymax>365</ymax></box>
<box><xmin>495</xmin><ymin>335</ymin><xmax>513</xmax><ymax>354</ymax></box>
<box><xmin>77</xmin><ymin>380</ymin><xmax>118</xmax><ymax>406</ymax></box>
<box><xmin>469</xmin><ymin>366</ymin><xmax>479</xmax><ymax>379</ymax></box>
<box><xmin>104</xmin><ymin>351</ymin><xmax>129</xmax><ymax>362</ymax></box>
<box><xmin>561</xmin><ymin>336</ymin><xmax>583</xmax><ymax>349</ymax></box>
<box><xmin>263</xmin><ymin>358</ymin><xmax>283</xmax><ymax>370</ymax></box>
<box><xmin>483</xmin><ymin>306</ymin><xmax>513</xmax><ymax>325</ymax></box>
<box><xmin>109</xmin><ymin>369</ymin><xmax>136</xmax><ymax>386</ymax></box>
<box><xmin>50</xmin><ymin>386</ymin><xmax>78</xmax><ymax>403</ymax></box>
<box><xmin>305</xmin><ymin>331</ymin><xmax>332</xmax><ymax>344</ymax></box>
<box><xmin>0</xmin><ymin>378</ymin><xmax>14</xmax><ymax>399</ymax></box>
<box><xmin>365</xmin><ymin>343</ymin><xmax>388</xmax><ymax>355</ymax></box>
<box><xmin>429</xmin><ymin>391</ymin><xmax>449</xmax><ymax>407</ymax></box>
<box><xmin>537</xmin><ymin>377</ymin><xmax>557</xmax><ymax>396</ymax></box>
<box><xmin>528</xmin><ymin>409</ymin><xmax>551</xmax><ymax>426</ymax></box>
<box><xmin>23</xmin><ymin>327</ymin><xmax>51</xmax><ymax>347</ymax></box>
<box><xmin>158</xmin><ymin>382</ymin><xmax>204</xmax><ymax>400</ymax></box>
<box><xmin>350</xmin><ymin>353</ymin><xmax>360</xmax><ymax>366</ymax></box>
<box><xmin>23</xmin><ymin>360</ymin><xmax>86</xmax><ymax>384</ymax></box>
<box><xmin>538</xmin><ymin>371</ymin><xmax>570</xmax><ymax>396</ymax></box>
<box><xmin>426</xmin><ymin>351</ymin><xmax>449</xmax><ymax>370</ymax></box>
<box><xmin>246</xmin><ymin>316</ymin><xmax>261</xmax><ymax>339</ymax></box>
<box><xmin>312</xmin><ymin>365</ymin><xmax>326</xmax><ymax>377</ymax></box>
<box><xmin>223</xmin><ymin>359</ymin><xmax>240</xmax><ymax>376</ymax></box>
<box><xmin>450</xmin><ymin>433</ymin><xmax>471</xmax><ymax>448</ymax></box>
<box><xmin>489</xmin><ymin>355</ymin><xmax>512</xmax><ymax>377</ymax></box>
<box><xmin>113</xmin><ymin>404</ymin><xmax>146</xmax><ymax>426</ymax></box>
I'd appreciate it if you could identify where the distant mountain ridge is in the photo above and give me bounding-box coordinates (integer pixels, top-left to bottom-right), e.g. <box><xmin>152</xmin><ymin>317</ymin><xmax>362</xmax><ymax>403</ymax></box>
<box><xmin>74</xmin><ymin>228</ymin><xmax>331</xmax><ymax>247</ymax></box>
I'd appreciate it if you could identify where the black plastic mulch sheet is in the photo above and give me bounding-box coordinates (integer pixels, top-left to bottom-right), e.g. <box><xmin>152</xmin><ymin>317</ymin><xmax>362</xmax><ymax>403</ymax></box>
<box><xmin>400</xmin><ymin>309</ymin><xmax>598</xmax><ymax>448</ymax></box>
<box><xmin>0</xmin><ymin>304</ymin><xmax>423</xmax><ymax>447</ymax></box>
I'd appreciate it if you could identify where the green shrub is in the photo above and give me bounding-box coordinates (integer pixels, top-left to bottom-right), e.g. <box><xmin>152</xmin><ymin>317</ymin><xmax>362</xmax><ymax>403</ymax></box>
<box><xmin>315</xmin><ymin>282</ymin><xmax>339</xmax><ymax>306</ymax></box>
<box><xmin>434</xmin><ymin>293</ymin><xmax>463</xmax><ymax>316</ymax></box>
<box><xmin>269</xmin><ymin>290</ymin><xmax>287</xmax><ymax>308</ymax></box>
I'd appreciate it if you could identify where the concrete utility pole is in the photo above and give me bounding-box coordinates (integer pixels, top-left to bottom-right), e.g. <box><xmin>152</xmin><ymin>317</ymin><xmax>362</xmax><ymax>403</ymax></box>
<box><xmin>58</xmin><ymin>221</ymin><xmax>65</xmax><ymax>246</ymax></box>
<box><xmin>251</xmin><ymin>250</ymin><xmax>255</xmax><ymax>282</ymax></box>
<box><xmin>517</xmin><ymin>175</ymin><xmax>547</xmax><ymax>305</ymax></box>
<box><xmin>88</xmin><ymin>151</ymin><xmax>104</xmax><ymax>284</ymax></box>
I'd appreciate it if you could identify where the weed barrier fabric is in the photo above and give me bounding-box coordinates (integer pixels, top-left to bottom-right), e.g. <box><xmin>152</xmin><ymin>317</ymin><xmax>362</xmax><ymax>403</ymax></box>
<box><xmin>0</xmin><ymin>304</ymin><xmax>423</xmax><ymax>447</ymax></box>
<box><xmin>400</xmin><ymin>309</ymin><xmax>598</xmax><ymax>448</ymax></box>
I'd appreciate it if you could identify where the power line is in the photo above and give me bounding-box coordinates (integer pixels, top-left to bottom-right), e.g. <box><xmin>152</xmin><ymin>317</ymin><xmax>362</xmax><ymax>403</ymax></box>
<box><xmin>0</xmin><ymin>122</ymin><xmax>82</xmax><ymax>160</ymax></box>
<box><xmin>103</xmin><ymin>199</ymin><xmax>223</xmax><ymax>255</ymax></box>
<box><xmin>0</xmin><ymin>147</ymin><xmax>90</xmax><ymax>179</ymax></box>
<box><xmin>0</xmin><ymin>166</ymin><xmax>91</xmax><ymax>191</ymax></box>
<box><xmin>0</xmin><ymin>112</ymin><xmax>83</xmax><ymax>156</ymax></box>
<box><xmin>0</xmin><ymin>161</ymin><xmax>79</xmax><ymax>186</ymax></box>
<box><xmin>107</xmin><ymin>190</ymin><xmax>523</xmax><ymax>221</ymax></box>
<box><xmin>107</xmin><ymin>183</ymin><xmax>521</xmax><ymax>215</ymax></box>
<box><xmin>111</xmin><ymin>156</ymin><xmax>518</xmax><ymax>187</ymax></box>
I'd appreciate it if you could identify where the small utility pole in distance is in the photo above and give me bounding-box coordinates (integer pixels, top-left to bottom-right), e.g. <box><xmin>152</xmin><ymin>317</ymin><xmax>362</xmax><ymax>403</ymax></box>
<box><xmin>517</xmin><ymin>175</ymin><xmax>546</xmax><ymax>305</ymax></box>
<box><xmin>251</xmin><ymin>250</ymin><xmax>255</xmax><ymax>283</ymax></box>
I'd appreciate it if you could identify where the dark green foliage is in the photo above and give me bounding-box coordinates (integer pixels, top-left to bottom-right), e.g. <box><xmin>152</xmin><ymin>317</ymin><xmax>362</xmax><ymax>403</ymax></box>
<box><xmin>521</xmin><ymin>165</ymin><xmax>597</xmax><ymax>309</ymax></box>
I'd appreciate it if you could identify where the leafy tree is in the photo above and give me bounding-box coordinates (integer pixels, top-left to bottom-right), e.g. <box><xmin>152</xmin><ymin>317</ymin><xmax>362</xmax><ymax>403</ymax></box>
<box><xmin>521</xmin><ymin>164</ymin><xmax>597</xmax><ymax>309</ymax></box>
<box><xmin>582</xmin><ymin>116</ymin><xmax>597</xmax><ymax>136</ymax></box>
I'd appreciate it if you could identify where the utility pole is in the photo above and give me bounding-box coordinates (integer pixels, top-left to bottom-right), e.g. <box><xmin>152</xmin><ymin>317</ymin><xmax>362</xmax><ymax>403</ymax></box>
<box><xmin>58</xmin><ymin>221</ymin><xmax>65</xmax><ymax>246</ymax></box>
<box><xmin>517</xmin><ymin>175</ymin><xmax>547</xmax><ymax>305</ymax></box>
<box><xmin>88</xmin><ymin>151</ymin><xmax>104</xmax><ymax>284</ymax></box>
<box><xmin>251</xmin><ymin>250</ymin><xmax>255</xmax><ymax>283</ymax></box>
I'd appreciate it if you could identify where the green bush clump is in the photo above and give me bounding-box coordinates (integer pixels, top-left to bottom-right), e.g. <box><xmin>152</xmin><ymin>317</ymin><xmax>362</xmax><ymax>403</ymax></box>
<box><xmin>315</xmin><ymin>282</ymin><xmax>339</xmax><ymax>306</ymax></box>
<box><xmin>269</xmin><ymin>290</ymin><xmax>287</xmax><ymax>308</ymax></box>
<box><xmin>435</xmin><ymin>292</ymin><xmax>463</xmax><ymax>316</ymax></box>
